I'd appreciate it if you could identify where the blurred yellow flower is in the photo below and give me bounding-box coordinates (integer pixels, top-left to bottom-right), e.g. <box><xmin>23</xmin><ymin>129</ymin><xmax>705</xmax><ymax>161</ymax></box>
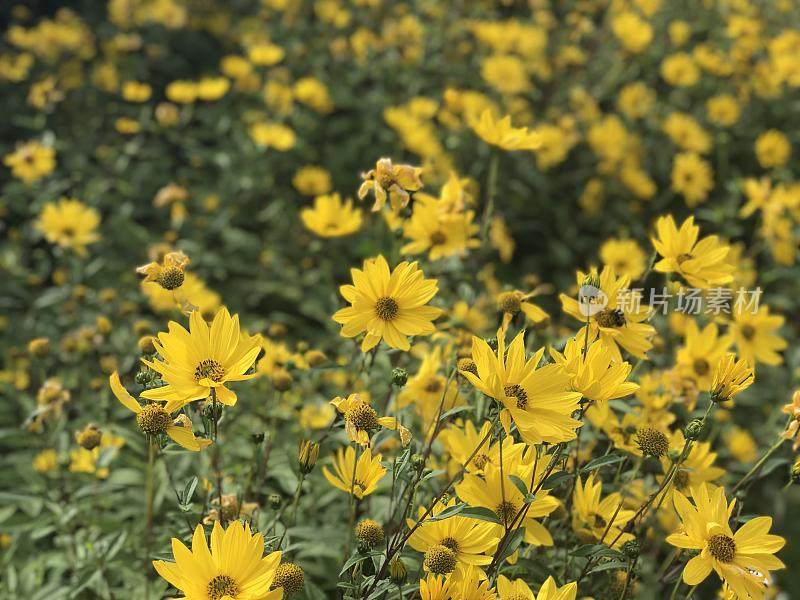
<box><xmin>300</xmin><ymin>193</ymin><xmax>362</xmax><ymax>237</ymax></box>
<box><xmin>4</xmin><ymin>139</ymin><xmax>55</xmax><ymax>183</ymax></box>
<box><xmin>36</xmin><ymin>197</ymin><xmax>100</xmax><ymax>256</ymax></box>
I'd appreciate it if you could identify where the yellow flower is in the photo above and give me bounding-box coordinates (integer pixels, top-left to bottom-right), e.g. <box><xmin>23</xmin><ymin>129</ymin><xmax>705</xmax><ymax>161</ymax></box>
<box><xmin>469</xmin><ymin>109</ymin><xmax>541</xmax><ymax>151</ymax></box>
<box><xmin>300</xmin><ymin>193</ymin><xmax>362</xmax><ymax>238</ymax></box>
<box><xmin>481</xmin><ymin>54</ymin><xmax>530</xmax><ymax>95</ymax></box>
<box><xmin>248</xmin><ymin>42</ymin><xmax>284</xmax><ymax>66</ymax></box>
<box><xmin>115</xmin><ymin>117</ymin><xmax>140</xmax><ymax>134</ymax></box>
<box><xmin>357</xmin><ymin>157</ymin><xmax>423</xmax><ymax>212</ymax></box>
<box><xmin>165</xmin><ymin>79</ymin><xmax>198</xmax><ymax>103</ymax></box>
<box><xmin>599</xmin><ymin>238</ymin><xmax>647</xmax><ymax>280</ymax></box>
<box><xmin>710</xmin><ymin>353</ymin><xmax>754</xmax><ymax>403</ymax></box>
<box><xmin>439</xmin><ymin>420</ymin><xmax>521</xmax><ymax>474</ymax></box>
<box><xmin>292</xmin><ymin>165</ymin><xmax>332</xmax><ymax>196</ymax></box>
<box><xmin>496</xmin><ymin>575</ymin><xmax>577</xmax><ymax>600</ymax></box>
<box><xmin>141</xmin><ymin>307</ymin><xmax>262</xmax><ymax>411</ymax></box>
<box><xmin>401</xmin><ymin>196</ymin><xmax>480</xmax><ymax>260</ymax></box>
<box><xmin>663</xmin><ymin>113</ymin><xmax>711</xmax><ymax>154</ymax></box>
<box><xmin>661</xmin><ymin>52</ymin><xmax>699</xmax><ymax>86</ymax></box>
<box><xmin>676</xmin><ymin>320</ymin><xmax>732</xmax><ymax>389</ymax></box>
<box><xmin>322</xmin><ymin>446</ymin><xmax>386</xmax><ymax>499</ymax></box>
<box><xmin>780</xmin><ymin>390</ymin><xmax>800</xmax><ymax>450</ymax></box>
<box><xmin>332</xmin><ymin>255</ymin><xmax>441</xmax><ymax>352</ymax></box>
<box><xmin>153</xmin><ymin>521</ymin><xmax>283</xmax><ymax>600</ymax></box>
<box><xmin>671</xmin><ymin>152</ymin><xmax>713</xmax><ymax>206</ymax></box>
<box><xmin>560</xmin><ymin>267</ymin><xmax>656</xmax><ymax>361</ymax></box>
<box><xmin>136</xmin><ymin>250</ymin><xmax>190</xmax><ymax>290</ymax></box>
<box><xmin>330</xmin><ymin>393</ymin><xmax>408</xmax><ymax>447</ymax></box>
<box><xmin>666</xmin><ymin>483</ymin><xmax>785</xmax><ymax>598</ymax></box>
<box><xmin>397</xmin><ymin>346</ymin><xmax>460</xmax><ymax>423</ymax></box>
<box><xmin>706</xmin><ymin>94</ymin><xmax>740</xmax><ymax>127</ymax></box>
<box><xmin>652</xmin><ymin>215</ymin><xmax>734</xmax><ymax>288</ymax></box>
<box><xmin>460</xmin><ymin>327</ymin><xmax>582</xmax><ymax>445</ymax></box>
<box><xmin>109</xmin><ymin>372</ymin><xmax>211</xmax><ymax>451</ymax></box>
<box><xmin>299</xmin><ymin>403</ymin><xmax>335</xmax><ymax>430</ymax></box>
<box><xmin>4</xmin><ymin>139</ymin><xmax>55</xmax><ymax>183</ymax></box>
<box><xmin>550</xmin><ymin>334</ymin><xmax>639</xmax><ymax>404</ymax></box>
<box><xmin>249</xmin><ymin>121</ymin><xmax>296</xmax><ymax>150</ymax></box>
<box><xmin>658</xmin><ymin>431</ymin><xmax>724</xmax><ymax>499</ymax></box>
<box><xmin>447</xmin><ymin>564</ymin><xmax>496</xmax><ymax>599</ymax></box>
<box><xmin>490</xmin><ymin>215</ymin><xmax>515</xmax><ymax>263</ymax></box>
<box><xmin>142</xmin><ymin>271</ymin><xmax>221</xmax><ymax>315</ymax></box>
<box><xmin>755</xmin><ymin>130</ymin><xmax>791</xmax><ymax>168</ymax></box>
<box><xmin>456</xmin><ymin>450</ymin><xmax>559</xmax><ymax>546</ymax></box>
<box><xmin>612</xmin><ymin>12</ymin><xmax>653</xmax><ymax>53</ymax></box>
<box><xmin>294</xmin><ymin>76</ymin><xmax>333</xmax><ymax>113</ymax></box>
<box><xmin>726</xmin><ymin>426</ymin><xmax>758</xmax><ymax>462</ymax></box>
<box><xmin>407</xmin><ymin>499</ymin><xmax>499</xmax><ymax>575</ymax></box>
<box><xmin>36</xmin><ymin>197</ymin><xmax>100</xmax><ymax>256</ymax></box>
<box><xmin>496</xmin><ymin>290</ymin><xmax>548</xmax><ymax>327</ymax></box>
<box><xmin>121</xmin><ymin>80</ymin><xmax>151</xmax><ymax>102</ymax></box>
<box><xmin>731</xmin><ymin>305</ymin><xmax>787</xmax><ymax>367</ymax></box>
<box><xmin>572</xmin><ymin>474</ymin><xmax>634</xmax><ymax>548</ymax></box>
<box><xmin>197</xmin><ymin>77</ymin><xmax>230</xmax><ymax>101</ymax></box>
<box><xmin>616</xmin><ymin>82</ymin><xmax>655</xmax><ymax>120</ymax></box>
<box><xmin>420</xmin><ymin>574</ymin><xmax>452</xmax><ymax>600</ymax></box>
<box><xmin>33</xmin><ymin>449</ymin><xmax>58</xmax><ymax>473</ymax></box>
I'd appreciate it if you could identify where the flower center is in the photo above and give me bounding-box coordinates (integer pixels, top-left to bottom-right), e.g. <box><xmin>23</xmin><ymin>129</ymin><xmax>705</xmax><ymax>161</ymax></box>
<box><xmin>457</xmin><ymin>358</ymin><xmax>478</xmax><ymax>376</ymax></box>
<box><xmin>345</xmin><ymin>403</ymin><xmax>380</xmax><ymax>431</ymax></box>
<box><xmin>423</xmin><ymin>544</ymin><xmax>457</xmax><ymax>574</ymax></box>
<box><xmin>375</xmin><ymin>296</ymin><xmax>399</xmax><ymax>321</ymax></box>
<box><xmin>156</xmin><ymin>266</ymin><xmax>185</xmax><ymax>290</ymax></box>
<box><xmin>707</xmin><ymin>534</ymin><xmax>736</xmax><ymax>563</ymax></box>
<box><xmin>672</xmin><ymin>470</ymin><xmax>689</xmax><ymax>490</ymax></box>
<box><xmin>195</xmin><ymin>359</ymin><xmax>226</xmax><ymax>382</ymax></box>
<box><xmin>504</xmin><ymin>384</ymin><xmax>528</xmax><ymax>409</ymax></box>
<box><xmin>472</xmin><ymin>453</ymin><xmax>489</xmax><ymax>470</ymax></box>
<box><xmin>740</xmin><ymin>324</ymin><xmax>756</xmax><ymax>340</ymax></box>
<box><xmin>677</xmin><ymin>252</ymin><xmax>693</xmax><ymax>264</ymax></box>
<box><xmin>424</xmin><ymin>378</ymin><xmax>443</xmax><ymax>393</ymax></box>
<box><xmin>501</xmin><ymin>595</ymin><xmax>530</xmax><ymax>600</ymax></box>
<box><xmin>136</xmin><ymin>403</ymin><xmax>172</xmax><ymax>435</ymax></box>
<box><xmin>595</xmin><ymin>308</ymin><xmax>626</xmax><ymax>328</ymax></box>
<box><xmin>207</xmin><ymin>574</ymin><xmax>238</xmax><ymax>600</ymax></box>
<box><xmin>495</xmin><ymin>500</ymin><xmax>519</xmax><ymax>527</ymax></box>
<box><xmin>636</xmin><ymin>427</ymin><xmax>669</xmax><ymax>458</ymax></box>
<box><xmin>440</xmin><ymin>536</ymin><xmax>459</xmax><ymax>551</ymax></box>
<box><xmin>693</xmin><ymin>358</ymin><xmax>710</xmax><ymax>376</ymax></box>
<box><xmin>498</xmin><ymin>291</ymin><xmax>522</xmax><ymax>315</ymax></box>
<box><xmin>590</xmin><ymin>512</ymin><xmax>607</xmax><ymax>529</ymax></box>
<box><xmin>429</xmin><ymin>230</ymin><xmax>447</xmax><ymax>246</ymax></box>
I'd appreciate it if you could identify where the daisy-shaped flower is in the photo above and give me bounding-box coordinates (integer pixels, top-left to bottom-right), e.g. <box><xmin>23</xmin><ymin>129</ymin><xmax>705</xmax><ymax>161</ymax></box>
<box><xmin>549</xmin><ymin>334</ymin><xmax>639</xmax><ymax>404</ymax></box>
<box><xmin>322</xmin><ymin>446</ymin><xmax>386</xmax><ymax>499</ymax></box>
<box><xmin>572</xmin><ymin>474</ymin><xmax>635</xmax><ymax>548</ymax></box>
<box><xmin>460</xmin><ymin>327</ymin><xmax>582</xmax><ymax>445</ymax></box>
<box><xmin>456</xmin><ymin>451</ymin><xmax>559</xmax><ymax>546</ymax></box>
<box><xmin>141</xmin><ymin>307</ymin><xmax>262</xmax><ymax>411</ymax></box>
<box><xmin>330</xmin><ymin>393</ymin><xmax>409</xmax><ymax>447</ymax></box>
<box><xmin>651</xmin><ymin>215</ymin><xmax>734</xmax><ymax>288</ymax></box>
<box><xmin>710</xmin><ymin>353</ymin><xmax>754</xmax><ymax>403</ymax></box>
<box><xmin>496</xmin><ymin>289</ymin><xmax>549</xmax><ymax>327</ymax></box>
<box><xmin>153</xmin><ymin>521</ymin><xmax>283</xmax><ymax>600</ymax></box>
<box><xmin>781</xmin><ymin>390</ymin><xmax>800</xmax><ymax>450</ymax></box>
<box><xmin>407</xmin><ymin>499</ymin><xmax>500</xmax><ymax>576</ymax></box>
<box><xmin>666</xmin><ymin>483</ymin><xmax>785</xmax><ymax>598</ymax></box>
<box><xmin>676</xmin><ymin>320</ymin><xmax>732</xmax><ymax>389</ymax></box>
<box><xmin>332</xmin><ymin>255</ymin><xmax>442</xmax><ymax>352</ymax></box>
<box><xmin>469</xmin><ymin>108</ymin><xmax>542</xmax><ymax>151</ymax></box>
<box><xmin>109</xmin><ymin>372</ymin><xmax>211</xmax><ymax>451</ymax></box>
<box><xmin>358</xmin><ymin>157</ymin><xmax>423</xmax><ymax>212</ymax></box>
<box><xmin>496</xmin><ymin>575</ymin><xmax>577</xmax><ymax>600</ymax></box>
<box><xmin>730</xmin><ymin>305</ymin><xmax>787</xmax><ymax>367</ymax></box>
<box><xmin>136</xmin><ymin>250</ymin><xmax>190</xmax><ymax>291</ymax></box>
<box><xmin>560</xmin><ymin>266</ymin><xmax>655</xmax><ymax>361</ymax></box>
<box><xmin>439</xmin><ymin>420</ymin><xmax>525</xmax><ymax>475</ymax></box>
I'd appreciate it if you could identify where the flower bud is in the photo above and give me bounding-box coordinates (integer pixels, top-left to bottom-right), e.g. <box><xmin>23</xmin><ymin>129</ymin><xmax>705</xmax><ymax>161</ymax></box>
<box><xmin>391</xmin><ymin>367</ymin><xmax>408</xmax><ymax>387</ymax></box>
<box><xmin>791</xmin><ymin>457</ymin><xmax>800</xmax><ymax>485</ymax></box>
<box><xmin>28</xmin><ymin>337</ymin><xmax>50</xmax><ymax>357</ymax></box>
<box><xmin>272</xmin><ymin>368</ymin><xmax>293</xmax><ymax>392</ymax></box>
<box><xmin>621</xmin><ymin>539</ymin><xmax>639</xmax><ymax>560</ymax></box>
<box><xmin>298</xmin><ymin>439</ymin><xmax>319</xmax><ymax>474</ymax></box>
<box><xmin>251</xmin><ymin>432</ymin><xmax>265</xmax><ymax>444</ymax></box>
<box><xmin>304</xmin><ymin>349</ymin><xmax>327</xmax><ymax>367</ymax></box>
<box><xmin>636</xmin><ymin>427</ymin><xmax>669</xmax><ymax>458</ymax></box>
<box><xmin>75</xmin><ymin>424</ymin><xmax>103</xmax><ymax>450</ymax></box>
<box><xmin>268</xmin><ymin>493</ymin><xmax>282</xmax><ymax>509</ymax></box>
<box><xmin>684</xmin><ymin>418</ymin><xmax>705</xmax><ymax>441</ymax></box>
<box><xmin>389</xmin><ymin>557</ymin><xmax>408</xmax><ymax>585</ymax></box>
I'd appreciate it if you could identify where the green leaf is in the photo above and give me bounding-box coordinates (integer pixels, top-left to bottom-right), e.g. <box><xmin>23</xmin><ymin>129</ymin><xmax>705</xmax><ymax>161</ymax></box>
<box><xmin>581</xmin><ymin>454</ymin><xmax>625</xmax><ymax>473</ymax></box>
<box><xmin>542</xmin><ymin>471</ymin><xmax>573</xmax><ymax>490</ymax></box>
<box><xmin>509</xmin><ymin>475</ymin><xmax>530</xmax><ymax>497</ymax></box>
<box><xmin>588</xmin><ymin>560</ymin><xmax>629</xmax><ymax>574</ymax></box>
<box><xmin>428</xmin><ymin>503</ymin><xmax>465</xmax><ymax>521</ymax></box>
<box><xmin>458</xmin><ymin>506</ymin><xmax>501</xmax><ymax>524</ymax></box>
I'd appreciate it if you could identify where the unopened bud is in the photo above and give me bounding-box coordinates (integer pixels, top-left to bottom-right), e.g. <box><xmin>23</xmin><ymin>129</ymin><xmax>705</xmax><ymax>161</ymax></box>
<box><xmin>389</xmin><ymin>557</ymin><xmax>408</xmax><ymax>585</ymax></box>
<box><xmin>75</xmin><ymin>424</ymin><xmax>103</xmax><ymax>450</ymax></box>
<box><xmin>268</xmin><ymin>493</ymin><xmax>282</xmax><ymax>509</ymax></box>
<box><xmin>272</xmin><ymin>368</ymin><xmax>293</xmax><ymax>392</ymax></box>
<box><xmin>298</xmin><ymin>439</ymin><xmax>319</xmax><ymax>474</ymax></box>
<box><xmin>621</xmin><ymin>539</ymin><xmax>639</xmax><ymax>560</ymax></box>
<box><xmin>684</xmin><ymin>418</ymin><xmax>705</xmax><ymax>441</ymax></box>
<box><xmin>391</xmin><ymin>367</ymin><xmax>408</xmax><ymax>387</ymax></box>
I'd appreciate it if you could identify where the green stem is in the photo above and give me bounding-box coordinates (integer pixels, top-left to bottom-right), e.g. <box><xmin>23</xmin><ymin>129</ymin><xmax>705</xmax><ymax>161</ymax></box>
<box><xmin>144</xmin><ymin>439</ymin><xmax>156</xmax><ymax>599</ymax></box>
<box><xmin>732</xmin><ymin>421</ymin><xmax>790</xmax><ymax>494</ymax></box>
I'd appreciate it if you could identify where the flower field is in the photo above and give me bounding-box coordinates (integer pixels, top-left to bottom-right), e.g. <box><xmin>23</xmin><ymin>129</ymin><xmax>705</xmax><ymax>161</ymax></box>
<box><xmin>2</xmin><ymin>1</ymin><xmax>800</xmax><ymax>599</ymax></box>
